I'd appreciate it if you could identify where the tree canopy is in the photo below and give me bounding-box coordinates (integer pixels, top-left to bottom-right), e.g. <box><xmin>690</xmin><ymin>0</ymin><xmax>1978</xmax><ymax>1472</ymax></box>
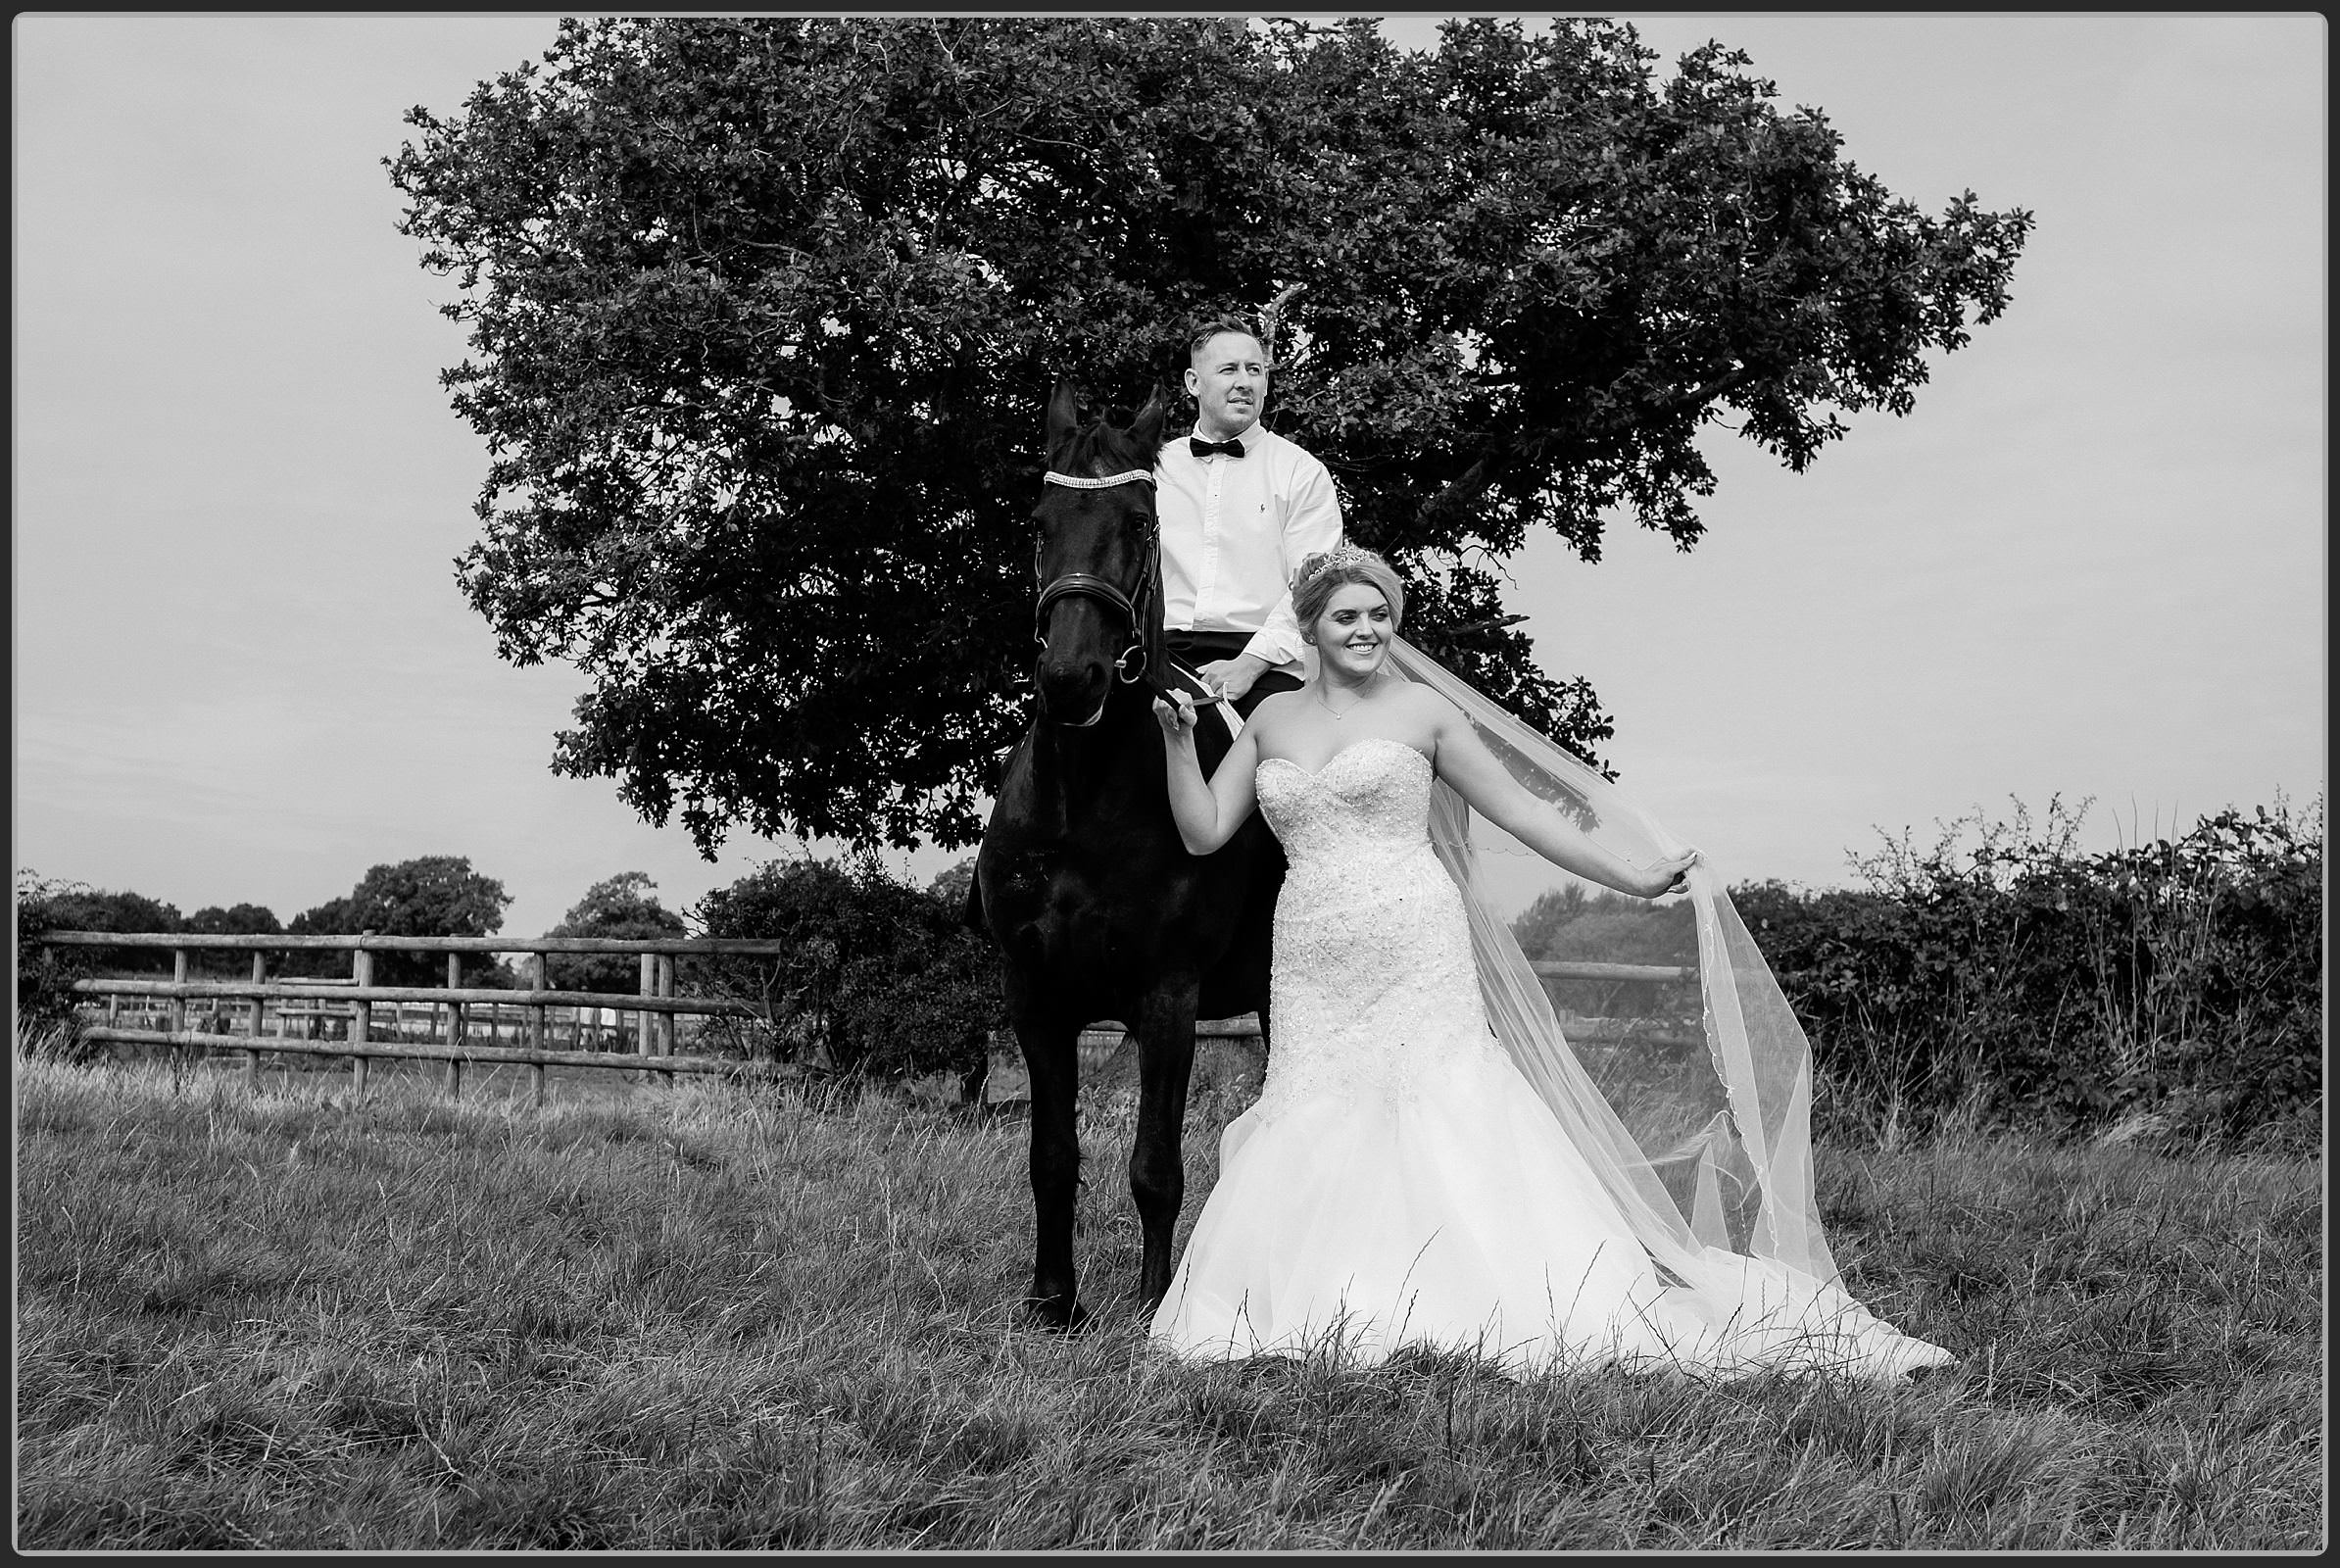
<box><xmin>543</xmin><ymin>870</ymin><xmax>689</xmax><ymax>993</ymax></box>
<box><xmin>14</xmin><ymin>873</ymin><xmax>187</xmax><ymax>975</ymax></box>
<box><xmin>286</xmin><ymin>856</ymin><xmax>513</xmax><ymax>986</ymax></box>
<box><xmin>389</xmin><ymin>16</ymin><xmax>2030</xmax><ymax>855</ymax></box>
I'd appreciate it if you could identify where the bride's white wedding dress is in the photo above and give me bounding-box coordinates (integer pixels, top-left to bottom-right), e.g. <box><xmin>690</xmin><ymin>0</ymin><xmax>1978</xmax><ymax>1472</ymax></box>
<box><xmin>1149</xmin><ymin>735</ymin><xmax>1953</xmax><ymax>1380</ymax></box>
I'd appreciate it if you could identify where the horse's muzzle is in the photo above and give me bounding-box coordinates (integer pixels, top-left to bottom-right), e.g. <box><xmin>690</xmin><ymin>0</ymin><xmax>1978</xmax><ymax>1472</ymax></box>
<box><xmin>1036</xmin><ymin>656</ymin><xmax>1111</xmax><ymax>728</ymax></box>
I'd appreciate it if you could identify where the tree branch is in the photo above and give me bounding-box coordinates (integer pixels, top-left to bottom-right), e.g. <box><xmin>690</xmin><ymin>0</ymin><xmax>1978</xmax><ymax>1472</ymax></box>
<box><xmin>1410</xmin><ymin>449</ymin><xmax>1513</xmax><ymax>531</ymax></box>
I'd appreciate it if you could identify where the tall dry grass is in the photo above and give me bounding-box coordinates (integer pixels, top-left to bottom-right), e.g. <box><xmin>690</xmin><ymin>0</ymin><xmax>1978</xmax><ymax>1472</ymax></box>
<box><xmin>14</xmin><ymin>1050</ymin><xmax>2323</xmax><ymax>1550</ymax></box>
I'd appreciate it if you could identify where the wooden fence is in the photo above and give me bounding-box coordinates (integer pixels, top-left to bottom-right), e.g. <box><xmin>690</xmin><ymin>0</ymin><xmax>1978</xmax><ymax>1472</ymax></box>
<box><xmin>34</xmin><ymin>930</ymin><xmax>1696</xmax><ymax>1103</ymax></box>
<box><xmin>38</xmin><ymin>930</ymin><xmax>802</xmax><ymax>1105</ymax></box>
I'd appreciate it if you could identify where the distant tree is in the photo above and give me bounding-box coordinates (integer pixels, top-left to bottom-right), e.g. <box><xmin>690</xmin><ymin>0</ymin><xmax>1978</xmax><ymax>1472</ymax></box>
<box><xmin>14</xmin><ymin>877</ymin><xmax>183</xmax><ymax>974</ymax></box>
<box><xmin>543</xmin><ymin>871</ymin><xmax>690</xmax><ymax>994</ymax></box>
<box><xmin>186</xmin><ymin>903</ymin><xmax>282</xmax><ymax>936</ymax></box>
<box><xmin>1511</xmin><ymin>884</ymin><xmax>1592</xmax><ymax>961</ymax></box>
<box><xmin>389</xmin><ymin>15</ymin><xmax>2031</xmax><ymax>857</ymax></box>
<box><xmin>182</xmin><ymin>903</ymin><xmax>284</xmax><ymax>976</ymax></box>
<box><xmin>927</xmin><ymin>858</ymin><xmax>979</xmax><ymax>922</ymax></box>
<box><xmin>279</xmin><ymin>898</ymin><xmax>356</xmax><ymax>980</ymax></box>
<box><xmin>281</xmin><ymin>857</ymin><xmax>513</xmax><ymax>989</ymax></box>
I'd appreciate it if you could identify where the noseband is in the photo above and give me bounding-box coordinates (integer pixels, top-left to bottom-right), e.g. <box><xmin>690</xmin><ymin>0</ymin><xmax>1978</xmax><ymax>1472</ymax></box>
<box><xmin>1034</xmin><ymin>467</ymin><xmax>1159</xmax><ymax>687</ymax></box>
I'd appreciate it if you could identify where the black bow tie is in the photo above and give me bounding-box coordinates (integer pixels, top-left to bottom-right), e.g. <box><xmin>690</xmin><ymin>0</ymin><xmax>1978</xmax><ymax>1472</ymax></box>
<box><xmin>1190</xmin><ymin>436</ymin><xmax>1246</xmax><ymax>461</ymax></box>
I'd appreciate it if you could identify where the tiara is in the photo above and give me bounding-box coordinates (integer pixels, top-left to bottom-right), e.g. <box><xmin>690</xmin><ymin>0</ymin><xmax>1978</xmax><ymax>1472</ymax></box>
<box><xmin>1292</xmin><ymin>541</ymin><xmax>1383</xmax><ymax>588</ymax></box>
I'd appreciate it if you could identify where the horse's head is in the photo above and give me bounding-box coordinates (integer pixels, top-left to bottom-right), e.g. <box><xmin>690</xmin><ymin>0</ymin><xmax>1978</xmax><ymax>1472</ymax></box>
<box><xmin>1031</xmin><ymin>376</ymin><xmax>1170</xmax><ymax>727</ymax></box>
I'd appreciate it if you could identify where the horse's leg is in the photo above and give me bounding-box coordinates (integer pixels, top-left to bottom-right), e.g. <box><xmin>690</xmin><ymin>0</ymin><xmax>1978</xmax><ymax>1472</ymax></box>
<box><xmin>1014</xmin><ymin>1004</ymin><xmax>1089</xmax><ymax>1332</ymax></box>
<box><xmin>1128</xmin><ymin>981</ymin><xmax>1199</xmax><ymax>1311</ymax></box>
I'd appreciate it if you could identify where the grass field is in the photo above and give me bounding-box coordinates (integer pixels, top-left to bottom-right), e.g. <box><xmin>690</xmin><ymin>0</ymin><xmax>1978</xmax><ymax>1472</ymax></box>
<box><xmin>13</xmin><ymin>1051</ymin><xmax>2324</xmax><ymax>1550</ymax></box>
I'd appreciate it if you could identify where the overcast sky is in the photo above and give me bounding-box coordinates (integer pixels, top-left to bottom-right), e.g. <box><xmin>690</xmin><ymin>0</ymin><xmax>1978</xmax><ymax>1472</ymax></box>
<box><xmin>13</xmin><ymin>13</ymin><xmax>2325</xmax><ymax>940</ymax></box>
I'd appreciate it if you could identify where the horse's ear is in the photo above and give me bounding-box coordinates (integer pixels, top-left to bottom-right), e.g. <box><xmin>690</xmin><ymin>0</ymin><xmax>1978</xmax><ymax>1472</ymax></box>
<box><xmin>1046</xmin><ymin>377</ymin><xmax>1082</xmax><ymax>465</ymax></box>
<box><xmin>1130</xmin><ymin>382</ymin><xmax>1170</xmax><ymax>452</ymax></box>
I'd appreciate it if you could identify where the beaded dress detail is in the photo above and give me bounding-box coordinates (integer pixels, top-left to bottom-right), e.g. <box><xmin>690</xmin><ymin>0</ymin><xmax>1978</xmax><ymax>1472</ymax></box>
<box><xmin>1245</xmin><ymin>738</ymin><xmax>1511</xmax><ymax>1125</ymax></box>
<box><xmin>1149</xmin><ymin>736</ymin><xmax>1954</xmax><ymax>1379</ymax></box>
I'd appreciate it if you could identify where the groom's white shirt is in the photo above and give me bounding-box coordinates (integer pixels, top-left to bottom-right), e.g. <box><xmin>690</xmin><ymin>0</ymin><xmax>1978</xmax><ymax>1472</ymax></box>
<box><xmin>1156</xmin><ymin>423</ymin><xmax>1344</xmax><ymax>680</ymax></box>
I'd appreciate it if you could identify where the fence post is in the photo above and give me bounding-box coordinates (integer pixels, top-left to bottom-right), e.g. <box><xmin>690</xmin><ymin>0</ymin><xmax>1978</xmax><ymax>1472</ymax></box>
<box><xmin>657</xmin><ymin>954</ymin><xmax>676</xmax><ymax>1061</ymax></box>
<box><xmin>444</xmin><ymin>952</ymin><xmax>463</xmax><ymax>1101</ymax></box>
<box><xmin>169</xmin><ymin>947</ymin><xmax>187</xmax><ymax>1054</ymax></box>
<box><xmin>527</xmin><ymin>953</ymin><xmax>547</xmax><ymax>1108</ymax></box>
<box><xmin>351</xmin><ymin>942</ymin><xmax>372</xmax><ymax>1097</ymax></box>
<box><xmin>244</xmin><ymin>952</ymin><xmax>265</xmax><ymax>1092</ymax></box>
<box><xmin>638</xmin><ymin>951</ymin><xmax>657</xmax><ymax>1085</ymax></box>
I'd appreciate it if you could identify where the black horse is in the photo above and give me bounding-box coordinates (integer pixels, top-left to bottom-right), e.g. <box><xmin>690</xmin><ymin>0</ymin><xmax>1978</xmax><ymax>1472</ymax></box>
<box><xmin>972</xmin><ymin>377</ymin><xmax>1283</xmax><ymax>1331</ymax></box>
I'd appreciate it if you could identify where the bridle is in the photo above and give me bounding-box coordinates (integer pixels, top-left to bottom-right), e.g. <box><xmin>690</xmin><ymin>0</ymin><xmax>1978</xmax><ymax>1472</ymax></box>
<box><xmin>1033</xmin><ymin>466</ymin><xmax>1162</xmax><ymax>690</ymax></box>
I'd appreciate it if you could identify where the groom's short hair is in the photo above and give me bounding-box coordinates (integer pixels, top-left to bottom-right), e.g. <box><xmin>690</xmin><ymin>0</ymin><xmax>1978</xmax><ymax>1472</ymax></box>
<box><xmin>1187</xmin><ymin>313</ymin><xmax>1268</xmax><ymax>365</ymax></box>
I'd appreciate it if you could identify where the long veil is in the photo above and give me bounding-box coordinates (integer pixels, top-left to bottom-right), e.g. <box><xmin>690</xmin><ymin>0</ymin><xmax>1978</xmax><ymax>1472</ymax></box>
<box><xmin>1385</xmin><ymin>636</ymin><xmax>1847</xmax><ymax>1309</ymax></box>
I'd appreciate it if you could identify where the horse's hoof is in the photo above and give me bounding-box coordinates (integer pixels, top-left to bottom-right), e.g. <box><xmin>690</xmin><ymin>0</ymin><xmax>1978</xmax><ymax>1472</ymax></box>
<box><xmin>1021</xmin><ymin>1296</ymin><xmax>1092</xmax><ymax>1335</ymax></box>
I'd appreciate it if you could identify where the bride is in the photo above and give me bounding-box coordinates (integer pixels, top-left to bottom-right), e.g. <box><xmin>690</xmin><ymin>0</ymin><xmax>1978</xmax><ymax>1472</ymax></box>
<box><xmin>1148</xmin><ymin>544</ymin><xmax>1953</xmax><ymax>1380</ymax></box>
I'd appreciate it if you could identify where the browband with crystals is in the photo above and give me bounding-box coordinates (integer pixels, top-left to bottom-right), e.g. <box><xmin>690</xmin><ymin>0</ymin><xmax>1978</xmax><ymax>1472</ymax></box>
<box><xmin>1044</xmin><ymin>468</ymin><xmax>1155</xmax><ymax>489</ymax></box>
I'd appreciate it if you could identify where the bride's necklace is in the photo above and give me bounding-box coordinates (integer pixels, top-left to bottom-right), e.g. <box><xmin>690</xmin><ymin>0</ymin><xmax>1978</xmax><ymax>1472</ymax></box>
<box><xmin>1310</xmin><ymin>672</ymin><xmax>1381</xmax><ymax>721</ymax></box>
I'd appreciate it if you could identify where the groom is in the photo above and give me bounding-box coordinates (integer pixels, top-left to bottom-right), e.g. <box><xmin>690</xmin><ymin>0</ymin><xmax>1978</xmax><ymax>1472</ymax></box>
<box><xmin>1157</xmin><ymin>313</ymin><xmax>1344</xmax><ymax>719</ymax></box>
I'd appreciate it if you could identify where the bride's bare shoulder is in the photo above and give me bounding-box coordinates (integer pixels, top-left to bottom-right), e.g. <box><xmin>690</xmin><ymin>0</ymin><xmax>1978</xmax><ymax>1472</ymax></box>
<box><xmin>1244</xmin><ymin>688</ymin><xmax>1307</xmax><ymax>740</ymax></box>
<box><xmin>1386</xmin><ymin>677</ymin><xmax>1460</xmax><ymax>722</ymax></box>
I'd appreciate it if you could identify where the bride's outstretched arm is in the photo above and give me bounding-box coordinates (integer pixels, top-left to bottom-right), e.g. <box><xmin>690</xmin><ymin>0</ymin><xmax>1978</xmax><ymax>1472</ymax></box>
<box><xmin>1152</xmin><ymin>693</ymin><xmax>1260</xmax><ymax>856</ymax></box>
<box><xmin>1426</xmin><ymin>696</ymin><xmax>1696</xmax><ymax>899</ymax></box>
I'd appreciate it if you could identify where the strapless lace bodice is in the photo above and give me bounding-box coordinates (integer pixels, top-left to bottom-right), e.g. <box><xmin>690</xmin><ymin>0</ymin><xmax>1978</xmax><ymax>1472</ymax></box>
<box><xmin>1254</xmin><ymin>736</ymin><xmax>1436</xmax><ymax>870</ymax></box>
<box><xmin>1247</xmin><ymin>736</ymin><xmax>1508</xmax><ymax>1124</ymax></box>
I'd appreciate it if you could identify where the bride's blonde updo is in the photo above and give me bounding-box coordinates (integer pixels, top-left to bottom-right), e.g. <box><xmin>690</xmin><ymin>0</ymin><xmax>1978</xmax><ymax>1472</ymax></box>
<box><xmin>1292</xmin><ymin>543</ymin><xmax>1404</xmax><ymax>635</ymax></box>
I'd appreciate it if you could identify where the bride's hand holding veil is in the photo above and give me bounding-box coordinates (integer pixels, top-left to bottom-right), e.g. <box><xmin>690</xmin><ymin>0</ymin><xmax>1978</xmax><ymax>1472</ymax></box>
<box><xmin>1642</xmin><ymin>848</ymin><xmax>1702</xmax><ymax>899</ymax></box>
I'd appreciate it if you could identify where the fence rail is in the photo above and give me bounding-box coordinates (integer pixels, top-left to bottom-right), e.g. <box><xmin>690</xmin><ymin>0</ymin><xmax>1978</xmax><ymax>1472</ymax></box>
<box><xmin>35</xmin><ymin>928</ymin><xmax>797</xmax><ymax>1104</ymax></box>
<box><xmin>36</xmin><ymin>931</ymin><xmax>798</xmax><ymax>956</ymax></box>
<box><xmin>71</xmin><ymin>1026</ymin><xmax>790</xmax><ymax>1079</ymax></box>
<box><xmin>1528</xmin><ymin>960</ymin><xmax>1694</xmax><ymax>984</ymax></box>
<box><xmin>73</xmin><ymin>979</ymin><xmax>756</xmax><ymax>1016</ymax></box>
<box><xmin>33</xmin><ymin>928</ymin><xmax>1696</xmax><ymax>1103</ymax></box>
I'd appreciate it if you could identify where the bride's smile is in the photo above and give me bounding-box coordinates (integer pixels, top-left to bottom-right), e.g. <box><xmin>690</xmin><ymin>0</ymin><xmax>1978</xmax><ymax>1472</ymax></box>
<box><xmin>1310</xmin><ymin>583</ymin><xmax>1394</xmax><ymax>683</ymax></box>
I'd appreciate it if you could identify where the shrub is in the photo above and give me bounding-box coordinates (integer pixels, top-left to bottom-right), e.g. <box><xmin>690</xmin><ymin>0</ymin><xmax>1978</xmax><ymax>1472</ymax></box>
<box><xmin>1732</xmin><ymin>796</ymin><xmax>2323</xmax><ymax>1148</ymax></box>
<box><xmin>12</xmin><ymin>874</ymin><xmax>184</xmax><ymax>975</ymax></box>
<box><xmin>14</xmin><ymin>871</ymin><xmax>106</xmax><ymax>1061</ymax></box>
<box><xmin>691</xmin><ymin>856</ymin><xmax>1000</xmax><ymax>1086</ymax></box>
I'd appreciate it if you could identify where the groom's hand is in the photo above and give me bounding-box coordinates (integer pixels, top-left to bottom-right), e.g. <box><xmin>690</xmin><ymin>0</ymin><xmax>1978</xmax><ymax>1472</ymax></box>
<box><xmin>1198</xmin><ymin>653</ymin><xmax>1271</xmax><ymax>705</ymax></box>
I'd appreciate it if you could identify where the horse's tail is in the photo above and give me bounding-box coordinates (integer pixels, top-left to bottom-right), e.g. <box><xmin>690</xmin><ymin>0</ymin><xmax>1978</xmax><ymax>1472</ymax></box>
<box><xmin>962</xmin><ymin>872</ymin><xmax>985</xmax><ymax>934</ymax></box>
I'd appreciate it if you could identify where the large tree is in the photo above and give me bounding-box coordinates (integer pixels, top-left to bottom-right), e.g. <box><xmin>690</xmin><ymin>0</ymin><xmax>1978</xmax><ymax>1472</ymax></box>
<box><xmin>542</xmin><ymin>870</ymin><xmax>689</xmax><ymax>994</ymax></box>
<box><xmin>285</xmin><ymin>856</ymin><xmax>513</xmax><ymax>986</ymax></box>
<box><xmin>389</xmin><ymin>16</ymin><xmax>2029</xmax><ymax>855</ymax></box>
